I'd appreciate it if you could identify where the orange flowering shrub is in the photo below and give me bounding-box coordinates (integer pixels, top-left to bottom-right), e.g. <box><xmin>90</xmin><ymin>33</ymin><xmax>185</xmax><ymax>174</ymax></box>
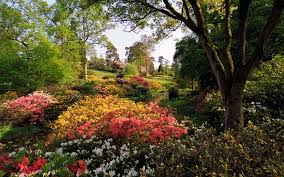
<box><xmin>149</xmin><ymin>82</ymin><xmax>163</xmax><ymax>90</ymax></box>
<box><xmin>51</xmin><ymin>95</ymin><xmax>151</xmax><ymax>138</ymax></box>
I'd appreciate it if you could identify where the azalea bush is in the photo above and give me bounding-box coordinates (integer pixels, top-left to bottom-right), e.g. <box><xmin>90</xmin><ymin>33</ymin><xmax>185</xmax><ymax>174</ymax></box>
<box><xmin>0</xmin><ymin>148</ymin><xmax>88</xmax><ymax>177</ymax></box>
<box><xmin>3</xmin><ymin>91</ymin><xmax>56</xmax><ymax>124</ymax></box>
<box><xmin>50</xmin><ymin>95</ymin><xmax>151</xmax><ymax>139</ymax></box>
<box><xmin>50</xmin><ymin>95</ymin><xmax>187</xmax><ymax>144</ymax></box>
<box><xmin>0</xmin><ymin>154</ymin><xmax>47</xmax><ymax>176</ymax></box>
<box><xmin>66</xmin><ymin>102</ymin><xmax>187</xmax><ymax>144</ymax></box>
<box><xmin>131</xmin><ymin>76</ymin><xmax>150</xmax><ymax>88</ymax></box>
<box><xmin>1</xmin><ymin>137</ymin><xmax>156</xmax><ymax>177</ymax></box>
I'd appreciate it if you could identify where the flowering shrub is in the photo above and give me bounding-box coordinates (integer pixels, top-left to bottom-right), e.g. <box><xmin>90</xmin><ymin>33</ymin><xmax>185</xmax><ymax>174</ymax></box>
<box><xmin>51</xmin><ymin>95</ymin><xmax>187</xmax><ymax>143</ymax></box>
<box><xmin>0</xmin><ymin>148</ymin><xmax>89</xmax><ymax>176</ymax></box>
<box><xmin>65</xmin><ymin>101</ymin><xmax>187</xmax><ymax>144</ymax></box>
<box><xmin>149</xmin><ymin>82</ymin><xmax>163</xmax><ymax>90</ymax></box>
<box><xmin>0</xmin><ymin>91</ymin><xmax>18</xmax><ymax>103</ymax></box>
<box><xmin>0</xmin><ymin>155</ymin><xmax>47</xmax><ymax>176</ymax></box>
<box><xmin>4</xmin><ymin>91</ymin><xmax>56</xmax><ymax>124</ymax></box>
<box><xmin>131</xmin><ymin>76</ymin><xmax>150</xmax><ymax>88</ymax></box>
<box><xmin>66</xmin><ymin>160</ymin><xmax>88</xmax><ymax>176</ymax></box>
<box><xmin>51</xmin><ymin>95</ymin><xmax>151</xmax><ymax>139</ymax></box>
<box><xmin>57</xmin><ymin>137</ymin><xmax>156</xmax><ymax>177</ymax></box>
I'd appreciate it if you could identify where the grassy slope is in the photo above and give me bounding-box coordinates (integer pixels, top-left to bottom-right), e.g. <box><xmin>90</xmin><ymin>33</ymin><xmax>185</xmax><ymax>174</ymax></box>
<box><xmin>88</xmin><ymin>69</ymin><xmax>174</xmax><ymax>85</ymax></box>
<box><xmin>88</xmin><ymin>69</ymin><xmax>117</xmax><ymax>79</ymax></box>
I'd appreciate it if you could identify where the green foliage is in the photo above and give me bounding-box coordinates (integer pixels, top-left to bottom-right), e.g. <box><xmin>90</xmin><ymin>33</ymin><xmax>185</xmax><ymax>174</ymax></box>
<box><xmin>72</xmin><ymin>81</ymin><xmax>98</xmax><ymax>95</ymax></box>
<box><xmin>173</xmin><ymin>36</ymin><xmax>216</xmax><ymax>88</ymax></box>
<box><xmin>123</xmin><ymin>83</ymin><xmax>152</xmax><ymax>102</ymax></box>
<box><xmin>151</xmin><ymin>122</ymin><xmax>284</xmax><ymax>176</ymax></box>
<box><xmin>168</xmin><ymin>86</ymin><xmax>179</xmax><ymax>100</ymax></box>
<box><xmin>126</xmin><ymin>38</ymin><xmax>155</xmax><ymax>75</ymax></box>
<box><xmin>43</xmin><ymin>86</ymin><xmax>82</xmax><ymax>121</ymax></box>
<box><xmin>122</xmin><ymin>63</ymin><xmax>139</xmax><ymax>76</ymax></box>
<box><xmin>0</xmin><ymin>0</ymin><xmax>81</xmax><ymax>93</ymax></box>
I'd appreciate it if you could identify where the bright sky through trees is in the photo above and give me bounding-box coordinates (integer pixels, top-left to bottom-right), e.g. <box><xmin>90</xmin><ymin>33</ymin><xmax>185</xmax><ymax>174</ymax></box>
<box><xmin>46</xmin><ymin>0</ymin><xmax>185</xmax><ymax>65</ymax></box>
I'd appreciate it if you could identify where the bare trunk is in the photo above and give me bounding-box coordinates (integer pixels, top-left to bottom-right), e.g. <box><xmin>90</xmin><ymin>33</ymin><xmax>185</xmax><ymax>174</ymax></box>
<box><xmin>85</xmin><ymin>60</ymin><xmax>88</xmax><ymax>80</ymax></box>
<box><xmin>224</xmin><ymin>82</ymin><xmax>245</xmax><ymax>131</ymax></box>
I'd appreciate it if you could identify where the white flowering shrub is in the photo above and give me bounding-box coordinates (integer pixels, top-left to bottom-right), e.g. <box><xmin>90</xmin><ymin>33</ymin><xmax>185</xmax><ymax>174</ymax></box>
<box><xmin>59</xmin><ymin>136</ymin><xmax>156</xmax><ymax>177</ymax></box>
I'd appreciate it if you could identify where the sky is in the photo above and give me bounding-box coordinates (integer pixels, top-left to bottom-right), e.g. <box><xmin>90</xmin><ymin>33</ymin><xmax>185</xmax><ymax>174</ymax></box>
<box><xmin>97</xmin><ymin>26</ymin><xmax>185</xmax><ymax>64</ymax></box>
<box><xmin>46</xmin><ymin>0</ymin><xmax>185</xmax><ymax>65</ymax></box>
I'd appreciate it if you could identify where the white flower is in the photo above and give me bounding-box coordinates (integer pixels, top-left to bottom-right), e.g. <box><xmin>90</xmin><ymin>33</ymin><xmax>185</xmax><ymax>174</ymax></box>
<box><xmin>94</xmin><ymin>167</ymin><xmax>103</xmax><ymax>175</ymax></box>
<box><xmin>18</xmin><ymin>147</ymin><xmax>25</xmax><ymax>151</ymax></box>
<box><xmin>60</xmin><ymin>142</ymin><xmax>68</xmax><ymax>146</ymax></box>
<box><xmin>51</xmin><ymin>170</ymin><xmax>56</xmax><ymax>175</ymax></box>
<box><xmin>9</xmin><ymin>152</ymin><xmax>16</xmax><ymax>157</ymax></box>
<box><xmin>108</xmin><ymin>170</ymin><xmax>116</xmax><ymax>177</ymax></box>
<box><xmin>45</xmin><ymin>152</ymin><xmax>52</xmax><ymax>157</ymax></box>
<box><xmin>85</xmin><ymin>158</ymin><xmax>92</xmax><ymax>165</ymax></box>
<box><xmin>127</xmin><ymin>168</ymin><xmax>138</xmax><ymax>176</ymax></box>
<box><xmin>92</xmin><ymin>148</ymin><xmax>103</xmax><ymax>156</ymax></box>
<box><xmin>56</xmin><ymin>148</ymin><xmax>63</xmax><ymax>154</ymax></box>
<box><xmin>70</xmin><ymin>152</ymin><xmax>77</xmax><ymax>156</ymax></box>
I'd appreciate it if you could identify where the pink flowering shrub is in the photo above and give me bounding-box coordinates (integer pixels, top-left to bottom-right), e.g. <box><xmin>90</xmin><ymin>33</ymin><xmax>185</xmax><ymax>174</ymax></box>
<box><xmin>67</xmin><ymin>102</ymin><xmax>188</xmax><ymax>144</ymax></box>
<box><xmin>5</xmin><ymin>91</ymin><xmax>56</xmax><ymax>124</ymax></box>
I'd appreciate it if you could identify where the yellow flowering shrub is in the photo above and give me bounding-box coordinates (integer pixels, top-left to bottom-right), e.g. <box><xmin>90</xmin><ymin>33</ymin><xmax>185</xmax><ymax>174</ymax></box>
<box><xmin>51</xmin><ymin>95</ymin><xmax>151</xmax><ymax>138</ymax></box>
<box><xmin>104</xmin><ymin>84</ymin><xmax>125</xmax><ymax>96</ymax></box>
<box><xmin>87</xmin><ymin>75</ymin><xmax>115</xmax><ymax>84</ymax></box>
<box><xmin>149</xmin><ymin>82</ymin><xmax>163</xmax><ymax>90</ymax></box>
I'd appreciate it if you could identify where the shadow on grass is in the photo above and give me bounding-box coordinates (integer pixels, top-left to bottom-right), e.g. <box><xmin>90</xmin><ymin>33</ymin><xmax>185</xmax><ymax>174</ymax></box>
<box><xmin>159</xmin><ymin>96</ymin><xmax>208</xmax><ymax>126</ymax></box>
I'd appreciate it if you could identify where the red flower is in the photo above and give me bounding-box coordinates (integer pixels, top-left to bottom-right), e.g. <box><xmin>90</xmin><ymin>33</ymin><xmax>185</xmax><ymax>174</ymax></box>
<box><xmin>67</xmin><ymin>160</ymin><xmax>88</xmax><ymax>176</ymax></box>
<box><xmin>17</xmin><ymin>156</ymin><xmax>30</xmax><ymax>174</ymax></box>
<box><xmin>29</xmin><ymin>157</ymin><xmax>47</xmax><ymax>172</ymax></box>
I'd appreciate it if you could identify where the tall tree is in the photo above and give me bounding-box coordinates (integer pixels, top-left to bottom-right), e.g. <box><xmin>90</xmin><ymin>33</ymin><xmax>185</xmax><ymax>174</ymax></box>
<box><xmin>52</xmin><ymin>0</ymin><xmax>111</xmax><ymax>79</ymax></box>
<box><xmin>174</xmin><ymin>36</ymin><xmax>215</xmax><ymax>89</ymax></box>
<box><xmin>105</xmin><ymin>42</ymin><xmax>120</xmax><ymax>67</ymax></box>
<box><xmin>157</xmin><ymin>56</ymin><xmax>164</xmax><ymax>73</ymax></box>
<box><xmin>97</xmin><ymin>0</ymin><xmax>284</xmax><ymax>131</ymax></box>
<box><xmin>126</xmin><ymin>38</ymin><xmax>155</xmax><ymax>75</ymax></box>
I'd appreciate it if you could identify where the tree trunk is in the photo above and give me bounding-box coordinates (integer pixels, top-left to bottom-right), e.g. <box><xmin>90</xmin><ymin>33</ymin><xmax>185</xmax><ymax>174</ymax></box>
<box><xmin>85</xmin><ymin>60</ymin><xmax>88</xmax><ymax>80</ymax></box>
<box><xmin>224</xmin><ymin>82</ymin><xmax>245</xmax><ymax>131</ymax></box>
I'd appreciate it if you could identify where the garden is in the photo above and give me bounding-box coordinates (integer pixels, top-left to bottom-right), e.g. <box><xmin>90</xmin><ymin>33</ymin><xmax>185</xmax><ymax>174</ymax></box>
<box><xmin>0</xmin><ymin>0</ymin><xmax>284</xmax><ymax>176</ymax></box>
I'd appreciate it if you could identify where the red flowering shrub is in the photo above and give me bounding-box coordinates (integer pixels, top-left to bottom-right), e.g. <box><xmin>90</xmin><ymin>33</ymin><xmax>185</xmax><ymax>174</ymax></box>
<box><xmin>5</xmin><ymin>91</ymin><xmax>56</xmax><ymax>124</ymax></box>
<box><xmin>131</xmin><ymin>76</ymin><xmax>150</xmax><ymax>88</ymax></box>
<box><xmin>66</xmin><ymin>102</ymin><xmax>187</xmax><ymax>144</ymax></box>
<box><xmin>67</xmin><ymin>160</ymin><xmax>88</xmax><ymax>176</ymax></box>
<box><xmin>0</xmin><ymin>155</ymin><xmax>47</xmax><ymax>175</ymax></box>
<box><xmin>17</xmin><ymin>156</ymin><xmax>47</xmax><ymax>174</ymax></box>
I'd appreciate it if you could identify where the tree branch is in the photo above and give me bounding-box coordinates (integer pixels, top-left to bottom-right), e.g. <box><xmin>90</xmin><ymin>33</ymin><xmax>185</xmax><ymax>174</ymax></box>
<box><xmin>236</xmin><ymin>0</ymin><xmax>252</xmax><ymax>65</ymax></box>
<box><xmin>138</xmin><ymin>0</ymin><xmax>197</xmax><ymax>32</ymax></box>
<box><xmin>182</xmin><ymin>0</ymin><xmax>198</xmax><ymax>31</ymax></box>
<box><xmin>138</xmin><ymin>1</ymin><xmax>179</xmax><ymax>20</ymax></box>
<box><xmin>244</xmin><ymin>0</ymin><xmax>284</xmax><ymax>77</ymax></box>
<box><xmin>182</xmin><ymin>0</ymin><xmax>191</xmax><ymax>19</ymax></box>
<box><xmin>188</xmin><ymin>0</ymin><xmax>205</xmax><ymax>31</ymax></box>
<box><xmin>224</xmin><ymin>0</ymin><xmax>234</xmax><ymax>77</ymax></box>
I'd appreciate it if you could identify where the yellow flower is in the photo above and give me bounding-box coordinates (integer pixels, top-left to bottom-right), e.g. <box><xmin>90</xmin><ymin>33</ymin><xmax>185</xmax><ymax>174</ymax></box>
<box><xmin>50</xmin><ymin>95</ymin><xmax>152</xmax><ymax>139</ymax></box>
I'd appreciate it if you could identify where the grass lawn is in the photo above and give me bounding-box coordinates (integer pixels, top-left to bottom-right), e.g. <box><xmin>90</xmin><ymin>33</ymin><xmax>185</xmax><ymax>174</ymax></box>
<box><xmin>88</xmin><ymin>69</ymin><xmax>117</xmax><ymax>79</ymax></box>
<box><xmin>0</xmin><ymin>124</ymin><xmax>48</xmax><ymax>153</ymax></box>
<box><xmin>159</xmin><ymin>96</ymin><xmax>208</xmax><ymax>125</ymax></box>
<box><xmin>88</xmin><ymin>69</ymin><xmax>174</xmax><ymax>85</ymax></box>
